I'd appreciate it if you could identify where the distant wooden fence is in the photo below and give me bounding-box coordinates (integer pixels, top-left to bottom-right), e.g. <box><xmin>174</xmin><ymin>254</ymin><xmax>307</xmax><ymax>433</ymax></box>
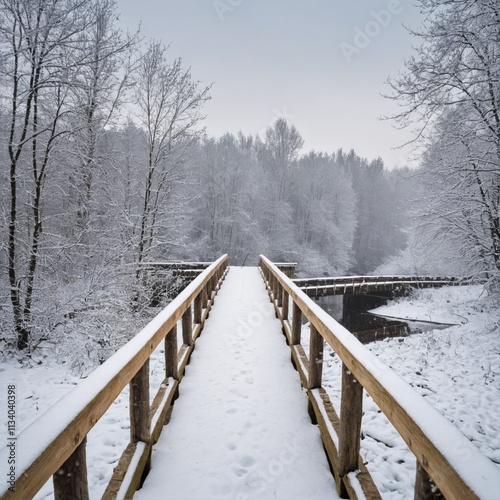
<box><xmin>135</xmin><ymin>261</ymin><xmax>211</xmax><ymax>279</ymax></box>
<box><xmin>293</xmin><ymin>275</ymin><xmax>474</xmax><ymax>298</ymax></box>
<box><xmin>0</xmin><ymin>255</ymin><xmax>228</xmax><ymax>500</ymax></box>
<box><xmin>274</xmin><ymin>262</ymin><xmax>297</xmax><ymax>278</ymax></box>
<box><xmin>260</xmin><ymin>255</ymin><xmax>500</xmax><ymax>500</ymax></box>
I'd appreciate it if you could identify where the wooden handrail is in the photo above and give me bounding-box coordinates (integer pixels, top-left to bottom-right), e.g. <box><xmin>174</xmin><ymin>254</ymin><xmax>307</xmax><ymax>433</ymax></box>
<box><xmin>292</xmin><ymin>275</ymin><xmax>473</xmax><ymax>286</ymax></box>
<box><xmin>292</xmin><ymin>275</ymin><xmax>478</xmax><ymax>299</ymax></box>
<box><xmin>0</xmin><ymin>255</ymin><xmax>228</xmax><ymax>500</ymax></box>
<box><xmin>260</xmin><ymin>255</ymin><xmax>500</xmax><ymax>499</ymax></box>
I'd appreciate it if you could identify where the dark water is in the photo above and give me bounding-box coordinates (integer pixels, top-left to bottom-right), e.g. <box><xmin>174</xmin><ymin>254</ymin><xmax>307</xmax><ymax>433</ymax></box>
<box><xmin>316</xmin><ymin>294</ymin><xmax>449</xmax><ymax>344</ymax></box>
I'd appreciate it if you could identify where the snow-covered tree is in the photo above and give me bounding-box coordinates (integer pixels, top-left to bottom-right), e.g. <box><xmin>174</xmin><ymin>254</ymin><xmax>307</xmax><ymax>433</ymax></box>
<box><xmin>290</xmin><ymin>152</ymin><xmax>356</xmax><ymax>275</ymax></box>
<box><xmin>257</xmin><ymin>119</ymin><xmax>304</xmax><ymax>261</ymax></box>
<box><xmin>185</xmin><ymin>134</ymin><xmax>263</xmax><ymax>264</ymax></box>
<box><xmin>65</xmin><ymin>0</ymin><xmax>137</xmax><ymax>270</ymax></box>
<box><xmin>134</xmin><ymin>40</ymin><xmax>211</xmax><ymax>273</ymax></box>
<box><xmin>388</xmin><ymin>0</ymin><xmax>500</xmax><ymax>280</ymax></box>
<box><xmin>0</xmin><ymin>0</ymin><xmax>102</xmax><ymax>349</ymax></box>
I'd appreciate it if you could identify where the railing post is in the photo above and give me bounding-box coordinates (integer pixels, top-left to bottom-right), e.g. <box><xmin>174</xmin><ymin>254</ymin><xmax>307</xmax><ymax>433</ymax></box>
<box><xmin>338</xmin><ymin>362</ymin><xmax>363</xmax><ymax>497</ymax></box>
<box><xmin>182</xmin><ymin>305</ymin><xmax>192</xmax><ymax>345</ymax></box>
<box><xmin>209</xmin><ymin>275</ymin><xmax>216</xmax><ymax>300</ymax></box>
<box><xmin>194</xmin><ymin>292</ymin><xmax>202</xmax><ymax>324</ymax></box>
<box><xmin>130</xmin><ymin>360</ymin><xmax>150</xmax><ymax>444</ymax></box>
<box><xmin>204</xmin><ymin>282</ymin><xmax>211</xmax><ymax>318</ymax></box>
<box><xmin>165</xmin><ymin>324</ymin><xmax>179</xmax><ymax>381</ymax></box>
<box><xmin>53</xmin><ymin>437</ymin><xmax>89</xmax><ymax>500</ymax></box>
<box><xmin>277</xmin><ymin>281</ymin><xmax>283</xmax><ymax>308</ymax></box>
<box><xmin>307</xmin><ymin>324</ymin><xmax>323</xmax><ymax>423</ymax></box>
<box><xmin>202</xmin><ymin>285</ymin><xmax>208</xmax><ymax>310</ymax></box>
<box><xmin>414</xmin><ymin>462</ymin><xmax>443</xmax><ymax>499</ymax></box>
<box><xmin>308</xmin><ymin>324</ymin><xmax>323</xmax><ymax>389</ymax></box>
<box><xmin>291</xmin><ymin>302</ymin><xmax>302</xmax><ymax>345</ymax></box>
<box><xmin>282</xmin><ymin>289</ymin><xmax>289</xmax><ymax>321</ymax></box>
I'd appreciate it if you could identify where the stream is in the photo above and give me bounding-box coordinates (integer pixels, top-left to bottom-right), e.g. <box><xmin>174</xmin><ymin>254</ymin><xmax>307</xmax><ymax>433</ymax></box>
<box><xmin>316</xmin><ymin>294</ymin><xmax>451</xmax><ymax>344</ymax></box>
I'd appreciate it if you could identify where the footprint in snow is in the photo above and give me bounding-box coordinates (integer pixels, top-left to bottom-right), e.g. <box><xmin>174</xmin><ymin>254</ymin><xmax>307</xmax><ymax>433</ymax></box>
<box><xmin>240</xmin><ymin>456</ymin><xmax>255</xmax><ymax>467</ymax></box>
<box><xmin>232</xmin><ymin>466</ymin><xmax>248</xmax><ymax>477</ymax></box>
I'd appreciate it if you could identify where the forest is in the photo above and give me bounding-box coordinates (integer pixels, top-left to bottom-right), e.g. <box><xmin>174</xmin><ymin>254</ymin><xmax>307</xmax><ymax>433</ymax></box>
<box><xmin>1</xmin><ymin>0</ymin><xmax>499</xmax><ymax>371</ymax></box>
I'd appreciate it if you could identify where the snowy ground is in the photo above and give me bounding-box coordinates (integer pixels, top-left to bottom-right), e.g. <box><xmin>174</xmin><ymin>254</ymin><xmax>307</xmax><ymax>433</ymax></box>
<box><xmin>0</xmin><ymin>341</ymin><xmax>170</xmax><ymax>498</ymax></box>
<box><xmin>1</xmin><ymin>280</ymin><xmax>499</xmax><ymax>499</ymax></box>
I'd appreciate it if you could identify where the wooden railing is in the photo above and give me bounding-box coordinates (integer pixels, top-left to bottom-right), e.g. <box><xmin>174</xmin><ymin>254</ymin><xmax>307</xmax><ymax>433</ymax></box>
<box><xmin>0</xmin><ymin>255</ymin><xmax>228</xmax><ymax>500</ymax></box>
<box><xmin>260</xmin><ymin>255</ymin><xmax>500</xmax><ymax>500</ymax></box>
<box><xmin>292</xmin><ymin>275</ymin><xmax>474</xmax><ymax>298</ymax></box>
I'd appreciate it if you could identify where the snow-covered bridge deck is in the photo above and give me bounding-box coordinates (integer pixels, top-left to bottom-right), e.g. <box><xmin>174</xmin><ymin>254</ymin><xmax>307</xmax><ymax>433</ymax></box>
<box><xmin>2</xmin><ymin>256</ymin><xmax>500</xmax><ymax>500</ymax></box>
<box><xmin>135</xmin><ymin>267</ymin><xmax>337</xmax><ymax>499</ymax></box>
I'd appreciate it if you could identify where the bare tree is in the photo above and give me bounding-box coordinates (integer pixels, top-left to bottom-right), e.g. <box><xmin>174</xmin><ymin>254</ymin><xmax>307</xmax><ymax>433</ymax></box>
<box><xmin>67</xmin><ymin>0</ymin><xmax>138</xmax><ymax>270</ymax></box>
<box><xmin>186</xmin><ymin>134</ymin><xmax>263</xmax><ymax>264</ymax></box>
<box><xmin>256</xmin><ymin>119</ymin><xmax>303</xmax><ymax>260</ymax></box>
<box><xmin>134</xmin><ymin>40</ymin><xmax>211</xmax><ymax>275</ymax></box>
<box><xmin>0</xmin><ymin>0</ymin><xmax>101</xmax><ymax>349</ymax></box>
<box><xmin>261</xmin><ymin>118</ymin><xmax>304</xmax><ymax>201</ymax></box>
<box><xmin>289</xmin><ymin>151</ymin><xmax>357</xmax><ymax>275</ymax></box>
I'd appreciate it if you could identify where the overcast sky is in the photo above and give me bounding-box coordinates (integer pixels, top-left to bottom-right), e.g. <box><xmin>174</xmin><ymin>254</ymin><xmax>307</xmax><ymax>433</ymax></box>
<box><xmin>115</xmin><ymin>0</ymin><xmax>424</xmax><ymax>169</ymax></box>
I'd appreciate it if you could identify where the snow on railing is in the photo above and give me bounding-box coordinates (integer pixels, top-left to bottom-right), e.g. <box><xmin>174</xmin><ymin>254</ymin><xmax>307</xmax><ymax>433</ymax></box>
<box><xmin>260</xmin><ymin>255</ymin><xmax>500</xmax><ymax>500</ymax></box>
<box><xmin>0</xmin><ymin>255</ymin><xmax>228</xmax><ymax>500</ymax></box>
<box><xmin>292</xmin><ymin>275</ymin><xmax>477</xmax><ymax>298</ymax></box>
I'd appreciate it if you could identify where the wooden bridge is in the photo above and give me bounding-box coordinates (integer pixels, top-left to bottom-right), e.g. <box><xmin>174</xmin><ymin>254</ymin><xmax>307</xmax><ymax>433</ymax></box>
<box><xmin>292</xmin><ymin>275</ymin><xmax>473</xmax><ymax>298</ymax></box>
<box><xmin>1</xmin><ymin>256</ymin><xmax>499</xmax><ymax>499</ymax></box>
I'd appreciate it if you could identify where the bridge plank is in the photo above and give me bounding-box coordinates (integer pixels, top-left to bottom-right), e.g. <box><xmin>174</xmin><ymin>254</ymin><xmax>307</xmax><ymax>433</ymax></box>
<box><xmin>103</xmin><ymin>378</ymin><xmax>179</xmax><ymax>500</ymax></box>
<box><xmin>102</xmin><ymin>442</ymin><xmax>149</xmax><ymax>500</ymax></box>
<box><xmin>291</xmin><ymin>344</ymin><xmax>308</xmax><ymax>388</ymax></box>
<box><xmin>134</xmin><ymin>267</ymin><xmax>337</xmax><ymax>500</ymax></box>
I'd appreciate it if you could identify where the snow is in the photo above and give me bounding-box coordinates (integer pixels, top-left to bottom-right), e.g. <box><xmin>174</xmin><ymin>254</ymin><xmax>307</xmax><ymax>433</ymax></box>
<box><xmin>0</xmin><ymin>339</ymin><xmax>171</xmax><ymax>499</ymax></box>
<box><xmin>135</xmin><ymin>267</ymin><xmax>337</xmax><ymax>499</ymax></box>
<box><xmin>347</xmin><ymin>471</ymin><xmax>367</xmax><ymax>500</ymax></box>
<box><xmin>1</xmin><ymin>267</ymin><xmax>499</xmax><ymax>499</ymax></box>
<box><xmin>303</xmin><ymin>284</ymin><xmax>500</xmax><ymax>498</ymax></box>
<box><xmin>0</xmin><ymin>256</ymin><xmax>226</xmax><ymax>498</ymax></box>
<box><xmin>117</xmin><ymin>441</ymin><xmax>147</xmax><ymax>499</ymax></box>
<box><xmin>370</xmin><ymin>284</ymin><xmax>486</xmax><ymax>325</ymax></box>
<box><xmin>266</xmin><ymin>245</ymin><xmax>500</xmax><ymax>497</ymax></box>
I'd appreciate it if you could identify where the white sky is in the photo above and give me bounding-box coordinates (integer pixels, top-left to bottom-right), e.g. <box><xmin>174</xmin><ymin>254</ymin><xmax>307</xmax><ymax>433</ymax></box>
<box><xmin>115</xmin><ymin>0</ymin><xmax>424</xmax><ymax>169</ymax></box>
